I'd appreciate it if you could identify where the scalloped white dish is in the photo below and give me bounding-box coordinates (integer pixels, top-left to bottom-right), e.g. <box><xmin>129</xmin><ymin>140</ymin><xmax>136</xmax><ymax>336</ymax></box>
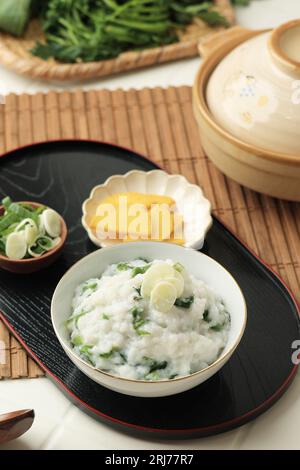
<box><xmin>82</xmin><ymin>170</ymin><xmax>212</xmax><ymax>250</ymax></box>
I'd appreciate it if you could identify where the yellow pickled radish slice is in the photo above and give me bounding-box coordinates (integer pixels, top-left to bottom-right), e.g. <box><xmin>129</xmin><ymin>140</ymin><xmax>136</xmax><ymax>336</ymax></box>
<box><xmin>150</xmin><ymin>281</ymin><xmax>177</xmax><ymax>313</ymax></box>
<box><xmin>141</xmin><ymin>262</ymin><xmax>174</xmax><ymax>298</ymax></box>
<box><xmin>24</xmin><ymin>224</ymin><xmax>38</xmax><ymax>246</ymax></box>
<box><xmin>5</xmin><ymin>232</ymin><xmax>27</xmax><ymax>260</ymax></box>
<box><xmin>165</xmin><ymin>270</ymin><xmax>184</xmax><ymax>298</ymax></box>
<box><xmin>42</xmin><ymin>209</ymin><xmax>61</xmax><ymax>238</ymax></box>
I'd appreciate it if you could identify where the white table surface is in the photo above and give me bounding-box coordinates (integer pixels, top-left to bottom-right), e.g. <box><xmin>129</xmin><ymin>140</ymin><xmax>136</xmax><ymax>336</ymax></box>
<box><xmin>1</xmin><ymin>0</ymin><xmax>300</xmax><ymax>450</ymax></box>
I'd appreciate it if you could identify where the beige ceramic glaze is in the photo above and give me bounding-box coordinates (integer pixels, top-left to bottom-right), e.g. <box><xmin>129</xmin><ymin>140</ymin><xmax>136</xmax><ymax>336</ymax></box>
<box><xmin>193</xmin><ymin>22</ymin><xmax>300</xmax><ymax>201</ymax></box>
<box><xmin>207</xmin><ymin>21</ymin><xmax>300</xmax><ymax>154</ymax></box>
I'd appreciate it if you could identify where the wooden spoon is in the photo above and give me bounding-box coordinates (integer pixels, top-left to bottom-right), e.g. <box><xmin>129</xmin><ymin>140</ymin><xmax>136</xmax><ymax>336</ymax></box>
<box><xmin>0</xmin><ymin>409</ymin><xmax>34</xmax><ymax>444</ymax></box>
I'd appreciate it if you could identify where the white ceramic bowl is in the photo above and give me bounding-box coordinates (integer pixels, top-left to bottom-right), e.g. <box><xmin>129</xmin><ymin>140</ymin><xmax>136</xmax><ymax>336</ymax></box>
<box><xmin>51</xmin><ymin>242</ymin><xmax>247</xmax><ymax>397</ymax></box>
<box><xmin>82</xmin><ymin>170</ymin><xmax>212</xmax><ymax>250</ymax></box>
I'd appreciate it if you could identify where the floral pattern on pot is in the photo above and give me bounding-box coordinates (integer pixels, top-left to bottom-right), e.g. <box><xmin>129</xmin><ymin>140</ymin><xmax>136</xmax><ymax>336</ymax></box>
<box><xmin>223</xmin><ymin>72</ymin><xmax>278</xmax><ymax>130</ymax></box>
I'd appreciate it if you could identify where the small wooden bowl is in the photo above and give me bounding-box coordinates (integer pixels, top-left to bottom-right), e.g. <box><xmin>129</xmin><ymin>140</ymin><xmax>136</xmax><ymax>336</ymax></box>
<box><xmin>0</xmin><ymin>202</ymin><xmax>67</xmax><ymax>274</ymax></box>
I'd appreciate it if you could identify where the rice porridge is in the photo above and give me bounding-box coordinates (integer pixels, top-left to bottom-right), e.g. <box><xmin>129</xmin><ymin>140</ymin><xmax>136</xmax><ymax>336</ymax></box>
<box><xmin>67</xmin><ymin>258</ymin><xmax>230</xmax><ymax>381</ymax></box>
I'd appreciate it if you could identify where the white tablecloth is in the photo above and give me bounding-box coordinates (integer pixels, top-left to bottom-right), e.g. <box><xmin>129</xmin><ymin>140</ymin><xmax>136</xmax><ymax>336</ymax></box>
<box><xmin>1</xmin><ymin>0</ymin><xmax>300</xmax><ymax>450</ymax></box>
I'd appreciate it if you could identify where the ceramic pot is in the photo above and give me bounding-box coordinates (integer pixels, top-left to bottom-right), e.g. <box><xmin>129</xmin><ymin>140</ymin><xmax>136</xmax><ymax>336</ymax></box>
<box><xmin>193</xmin><ymin>21</ymin><xmax>300</xmax><ymax>201</ymax></box>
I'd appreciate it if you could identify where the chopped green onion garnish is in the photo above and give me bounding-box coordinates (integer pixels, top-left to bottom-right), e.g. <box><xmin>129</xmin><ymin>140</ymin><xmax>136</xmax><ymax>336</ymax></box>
<box><xmin>2</xmin><ymin>196</ymin><xmax>12</xmax><ymax>210</ymax></box>
<box><xmin>0</xmin><ymin>197</ymin><xmax>62</xmax><ymax>259</ymax></box>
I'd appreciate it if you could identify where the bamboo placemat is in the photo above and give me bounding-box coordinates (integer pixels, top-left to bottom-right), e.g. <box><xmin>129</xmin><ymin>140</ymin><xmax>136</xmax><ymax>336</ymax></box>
<box><xmin>0</xmin><ymin>0</ymin><xmax>234</xmax><ymax>81</ymax></box>
<box><xmin>0</xmin><ymin>85</ymin><xmax>300</xmax><ymax>379</ymax></box>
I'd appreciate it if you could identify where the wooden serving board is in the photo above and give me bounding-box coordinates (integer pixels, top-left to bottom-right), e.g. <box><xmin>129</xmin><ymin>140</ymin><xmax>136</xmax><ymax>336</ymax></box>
<box><xmin>0</xmin><ymin>85</ymin><xmax>300</xmax><ymax>380</ymax></box>
<box><xmin>0</xmin><ymin>0</ymin><xmax>234</xmax><ymax>81</ymax></box>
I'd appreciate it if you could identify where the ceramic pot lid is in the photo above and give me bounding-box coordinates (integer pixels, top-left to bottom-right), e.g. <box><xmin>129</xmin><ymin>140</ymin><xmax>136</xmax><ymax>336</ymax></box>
<box><xmin>206</xmin><ymin>20</ymin><xmax>300</xmax><ymax>156</ymax></box>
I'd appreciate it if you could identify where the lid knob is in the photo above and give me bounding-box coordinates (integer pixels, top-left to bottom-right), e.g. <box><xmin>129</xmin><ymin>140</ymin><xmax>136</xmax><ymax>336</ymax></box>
<box><xmin>269</xmin><ymin>19</ymin><xmax>300</xmax><ymax>77</ymax></box>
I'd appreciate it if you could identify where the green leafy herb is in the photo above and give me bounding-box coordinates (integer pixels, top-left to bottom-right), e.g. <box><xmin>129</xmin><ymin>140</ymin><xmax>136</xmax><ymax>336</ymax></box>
<box><xmin>231</xmin><ymin>0</ymin><xmax>252</xmax><ymax>5</ymax></box>
<box><xmin>0</xmin><ymin>0</ymin><xmax>256</xmax><ymax>63</ymax></box>
<box><xmin>79</xmin><ymin>344</ymin><xmax>95</xmax><ymax>365</ymax></box>
<box><xmin>136</xmin><ymin>329</ymin><xmax>150</xmax><ymax>336</ymax></box>
<box><xmin>31</xmin><ymin>0</ymin><xmax>231</xmax><ymax>64</ymax></box>
<box><xmin>134</xmin><ymin>286</ymin><xmax>141</xmax><ymax>295</ymax></box>
<box><xmin>210</xmin><ymin>323</ymin><xmax>224</xmax><ymax>332</ymax></box>
<box><xmin>119</xmin><ymin>352</ymin><xmax>127</xmax><ymax>363</ymax></box>
<box><xmin>71</xmin><ymin>335</ymin><xmax>83</xmax><ymax>346</ymax></box>
<box><xmin>143</xmin><ymin>356</ymin><xmax>168</xmax><ymax>373</ymax></box>
<box><xmin>117</xmin><ymin>262</ymin><xmax>132</xmax><ymax>271</ymax></box>
<box><xmin>193</xmin><ymin>9</ymin><xmax>228</xmax><ymax>26</ymax></box>
<box><xmin>102</xmin><ymin>313</ymin><xmax>110</xmax><ymax>320</ymax></box>
<box><xmin>145</xmin><ymin>371</ymin><xmax>160</xmax><ymax>380</ymax></box>
<box><xmin>130</xmin><ymin>305</ymin><xmax>145</xmax><ymax>328</ymax></box>
<box><xmin>174</xmin><ymin>295</ymin><xmax>194</xmax><ymax>309</ymax></box>
<box><xmin>99</xmin><ymin>347</ymin><xmax>119</xmax><ymax>359</ymax></box>
<box><xmin>66</xmin><ymin>310</ymin><xmax>88</xmax><ymax>327</ymax></box>
<box><xmin>171</xmin><ymin>1</ymin><xmax>228</xmax><ymax>26</ymax></box>
<box><xmin>82</xmin><ymin>282</ymin><xmax>98</xmax><ymax>293</ymax></box>
<box><xmin>203</xmin><ymin>309</ymin><xmax>210</xmax><ymax>322</ymax></box>
<box><xmin>203</xmin><ymin>305</ymin><xmax>229</xmax><ymax>331</ymax></box>
<box><xmin>130</xmin><ymin>305</ymin><xmax>150</xmax><ymax>335</ymax></box>
<box><xmin>80</xmin><ymin>344</ymin><xmax>93</xmax><ymax>354</ymax></box>
<box><xmin>133</xmin><ymin>286</ymin><xmax>142</xmax><ymax>300</ymax></box>
<box><xmin>173</xmin><ymin>262</ymin><xmax>184</xmax><ymax>273</ymax></box>
<box><xmin>131</xmin><ymin>264</ymin><xmax>151</xmax><ymax>277</ymax></box>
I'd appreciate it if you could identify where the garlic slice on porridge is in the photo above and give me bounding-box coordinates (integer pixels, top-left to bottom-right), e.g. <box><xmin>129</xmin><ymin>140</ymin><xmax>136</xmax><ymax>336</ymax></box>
<box><xmin>141</xmin><ymin>262</ymin><xmax>174</xmax><ymax>298</ymax></box>
<box><xmin>150</xmin><ymin>281</ymin><xmax>177</xmax><ymax>313</ymax></box>
<box><xmin>165</xmin><ymin>270</ymin><xmax>184</xmax><ymax>298</ymax></box>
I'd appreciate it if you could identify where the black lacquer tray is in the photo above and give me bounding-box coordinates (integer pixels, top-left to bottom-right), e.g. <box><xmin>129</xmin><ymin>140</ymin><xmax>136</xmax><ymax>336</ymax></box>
<box><xmin>0</xmin><ymin>140</ymin><xmax>299</xmax><ymax>439</ymax></box>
